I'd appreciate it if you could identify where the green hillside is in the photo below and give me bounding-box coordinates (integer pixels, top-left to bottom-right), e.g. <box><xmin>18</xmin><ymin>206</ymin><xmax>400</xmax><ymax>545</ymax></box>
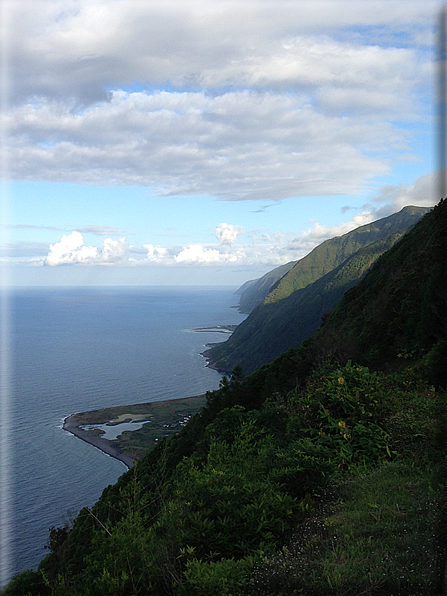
<box><xmin>236</xmin><ymin>261</ymin><xmax>296</xmax><ymax>313</ymax></box>
<box><xmin>206</xmin><ymin>231</ymin><xmax>408</xmax><ymax>375</ymax></box>
<box><xmin>4</xmin><ymin>201</ymin><xmax>446</xmax><ymax>596</ymax></box>
<box><xmin>311</xmin><ymin>199</ymin><xmax>447</xmax><ymax>384</ymax></box>
<box><xmin>266</xmin><ymin>205</ymin><xmax>429</xmax><ymax>305</ymax></box>
<box><xmin>207</xmin><ymin>206</ymin><xmax>429</xmax><ymax>375</ymax></box>
<box><xmin>235</xmin><ymin>206</ymin><xmax>428</xmax><ymax>315</ymax></box>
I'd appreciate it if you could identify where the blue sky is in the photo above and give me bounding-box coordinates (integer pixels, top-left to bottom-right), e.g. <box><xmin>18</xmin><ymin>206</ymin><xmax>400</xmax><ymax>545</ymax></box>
<box><xmin>0</xmin><ymin>0</ymin><xmax>441</xmax><ymax>286</ymax></box>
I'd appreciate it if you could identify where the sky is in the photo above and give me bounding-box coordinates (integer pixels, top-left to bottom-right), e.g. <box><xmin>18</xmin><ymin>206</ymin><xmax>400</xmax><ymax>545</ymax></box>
<box><xmin>0</xmin><ymin>0</ymin><xmax>442</xmax><ymax>287</ymax></box>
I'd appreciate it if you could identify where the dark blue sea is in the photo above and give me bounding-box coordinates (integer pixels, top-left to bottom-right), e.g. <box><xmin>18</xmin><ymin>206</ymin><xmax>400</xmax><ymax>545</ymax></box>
<box><xmin>2</xmin><ymin>286</ymin><xmax>246</xmax><ymax>585</ymax></box>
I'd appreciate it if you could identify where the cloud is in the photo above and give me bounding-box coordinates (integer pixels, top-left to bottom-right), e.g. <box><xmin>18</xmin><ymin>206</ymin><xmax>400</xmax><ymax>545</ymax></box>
<box><xmin>215</xmin><ymin>223</ymin><xmax>244</xmax><ymax>245</ymax></box>
<box><xmin>289</xmin><ymin>170</ymin><xmax>439</xmax><ymax>250</ymax></box>
<box><xmin>3</xmin><ymin>1</ymin><xmax>433</xmax><ymax>201</ymax></box>
<box><xmin>290</xmin><ymin>211</ymin><xmax>376</xmax><ymax>250</ymax></box>
<box><xmin>45</xmin><ymin>231</ymin><xmax>128</xmax><ymax>265</ymax></box>
<box><xmin>142</xmin><ymin>244</ymin><xmax>170</xmax><ymax>262</ymax></box>
<box><xmin>28</xmin><ymin>167</ymin><xmax>439</xmax><ymax>271</ymax></box>
<box><xmin>6</xmin><ymin>89</ymin><xmax>399</xmax><ymax>199</ymax></box>
<box><xmin>175</xmin><ymin>245</ymin><xmax>237</xmax><ymax>264</ymax></box>
<box><xmin>0</xmin><ymin>241</ymin><xmax>50</xmax><ymax>259</ymax></box>
<box><xmin>371</xmin><ymin>171</ymin><xmax>437</xmax><ymax>217</ymax></box>
<box><xmin>2</xmin><ymin>224</ymin><xmax>65</xmax><ymax>231</ymax></box>
<box><xmin>6</xmin><ymin>1</ymin><xmax>434</xmax><ymax>105</ymax></box>
<box><xmin>75</xmin><ymin>225</ymin><xmax>124</xmax><ymax>236</ymax></box>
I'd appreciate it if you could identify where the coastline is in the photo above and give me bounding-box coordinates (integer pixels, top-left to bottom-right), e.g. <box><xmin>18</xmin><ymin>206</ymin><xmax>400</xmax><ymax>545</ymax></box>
<box><xmin>63</xmin><ymin>413</ymin><xmax>135</xmax><ymax>470</ymax></box>
<box><xmin>202</xmin><ymin>347</ymin><xmax>232</xmax><ymax>375</ymax></box>
<box><xmin>62</xmin><ymin>394</ymin><xmax>208</xmax><ymax>469</ymax></box>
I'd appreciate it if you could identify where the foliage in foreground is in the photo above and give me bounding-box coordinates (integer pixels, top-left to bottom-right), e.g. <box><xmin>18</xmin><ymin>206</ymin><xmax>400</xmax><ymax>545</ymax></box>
<box><xmin>4</xmin><ymin>362</ymin><xmax>446</xmax><ymax>595</ymax></box>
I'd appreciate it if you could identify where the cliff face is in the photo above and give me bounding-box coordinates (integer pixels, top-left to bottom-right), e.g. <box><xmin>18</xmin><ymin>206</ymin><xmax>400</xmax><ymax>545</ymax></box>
<box><xmin>208</xmin><ymin>206</ymin><xmax>431</xmax><ymax>375</ymax></box>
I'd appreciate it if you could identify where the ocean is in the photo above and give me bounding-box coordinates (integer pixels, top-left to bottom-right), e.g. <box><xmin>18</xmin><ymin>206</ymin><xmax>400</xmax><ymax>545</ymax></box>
<box><xmin>1</xmin><ymin>286</ymin><xmax>246</xmax><ymax>585</ymax></box>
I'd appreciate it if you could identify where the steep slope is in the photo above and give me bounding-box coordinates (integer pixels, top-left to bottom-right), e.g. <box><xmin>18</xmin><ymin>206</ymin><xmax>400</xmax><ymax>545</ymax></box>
<box><xmin>206</xmin><ymin>230</ymin><xmax>410</xmax><ymax>374</ymax></box>
<box><xmin>266</xmin><ymin>205</ymin><xmax>430</xmax><ymax>305</ymax></box>
<box><xmin>206</xmin><ymin>206</ymin><xmax>429</xmax><ymax>375</ymax></box>
<box><xmin>310</xmin><ymin>199</ymin><xmax>447</xmax><ymax>383</ymax></box>
<box><xmin>237</xmin><ymin>261</ymin><xmax>296</xmax><ymax>313</ymax></box>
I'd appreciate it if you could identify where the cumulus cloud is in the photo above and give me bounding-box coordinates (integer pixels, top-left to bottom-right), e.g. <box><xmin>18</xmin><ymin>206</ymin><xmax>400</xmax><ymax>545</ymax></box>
<box><xmin>215</xmin><ymin>223</ymin><xmax>244</xmax><ymax>245</ymax></box>
<box><xmin>290</xmin><ymin>212</ymin><xmax>376</xmax><ymax>250</ymax></box>
<box><xmin>175</xmin><ymin>245</ymin><xmax>237</xmax><ymax>264</ymax></box>
<box><xmin>143</xmin><ymin>244</ymin><xmax>170</xmax><ymax>262</ymax></box>
<box><xmin>45</xmin><ymin>231</ymin><xmax>128</xmax><ymax>265</ymax></box>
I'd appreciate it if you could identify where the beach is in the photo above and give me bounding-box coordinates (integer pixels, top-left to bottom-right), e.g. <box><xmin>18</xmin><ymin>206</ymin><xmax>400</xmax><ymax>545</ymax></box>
<box><xmin>63</xmin><ymin>413</ymin><xmax>136</xmax><ymax>469</ymax></box>
<box><xmin>62</xmin><ymin>394</ymin><xmax>208</xmax><ymax>469</ymax></box>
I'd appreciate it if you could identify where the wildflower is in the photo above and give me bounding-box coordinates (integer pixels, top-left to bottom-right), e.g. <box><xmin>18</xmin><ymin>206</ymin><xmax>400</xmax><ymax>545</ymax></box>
<box><xmin>338</xmin><ymin>377</ymin><xmax>345</xmax><ymax>385</ymax></box>
<box><xmin>338</xmin><ymin>421</ymin><xmax>346</xmax><ymax>428</ymax></box>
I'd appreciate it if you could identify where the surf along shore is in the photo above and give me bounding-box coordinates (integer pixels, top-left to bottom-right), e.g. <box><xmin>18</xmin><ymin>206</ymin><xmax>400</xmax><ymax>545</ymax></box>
<box><xmin>63</xmin><ymin>395</ymin><xmax>207</xmax><ymax>470</ymax></box>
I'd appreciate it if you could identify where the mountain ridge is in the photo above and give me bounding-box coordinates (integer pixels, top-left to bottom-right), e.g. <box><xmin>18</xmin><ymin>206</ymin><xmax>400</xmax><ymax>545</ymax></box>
<box><xmin>208</xmin><ymin>205</ymin><xmax>430</xmax><ymax>374</ymax></box>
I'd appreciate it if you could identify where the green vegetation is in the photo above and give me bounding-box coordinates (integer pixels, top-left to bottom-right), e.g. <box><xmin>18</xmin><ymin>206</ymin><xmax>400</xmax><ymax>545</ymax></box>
<box><xmin>5</xmin><ymin>362</ymin><xmax>445</xmax><ymax>595</ymax></box>
<box><xmin>313</xmin><ymin>200</ymin><xmax>447</xmax><ymax>385</ymax></box>
<box><xmin>208</xmin><ymin>206</ymin><xmax>429</xmax><ymax>374</ymax></box>
<box><xmin>266</xmin><ymin>205</ymin><xmax>430</xmax><ymax>305</ymax></box>
<box><xmin>4</xmin><ymin>200</ymin><xmax>446</xmax><ymax>595</ymax></box>
<box><xmin>236</xmin><ymin>261</ymin><xmax>297</xmax><ymax>314</ymax></box>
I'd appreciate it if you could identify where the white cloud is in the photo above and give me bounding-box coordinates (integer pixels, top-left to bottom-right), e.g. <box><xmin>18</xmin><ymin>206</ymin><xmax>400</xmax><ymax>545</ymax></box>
<box><xmin>175</xmin><ymin>245</ymin><xmax>237</xmax><ymax>264</ymax></box>
<box><xmin>371</xmin><ymin>171</ymin><xmax>438</xmax><ymax>217</ymax></box>
<box><xmin>142</xmin><ymin>244</ymin><xmax>170</xmax><ymax>263</ymax></box>
<box><xmin>5</xmin><ymin>1</ymin><xmax>435</xmax><ymax>105</ymax></box>
<box><xmin>215</xmin><ymin>223</ymin><xmax>244</xmax><ymax>245</ymax></box>
<box><xmin>290</xmin><ymin>211</ymin><xmax>376</xmax><ymax>250</ymax></box>
<box><xmin>4</xmin><ymin>2</ymin><xmax>440</xmax><ymax>285</ymax></box>
<box><xmin>45</xmin><ymin>231</ymin><xmax>128</xmax><ymax>265</ymax></box>
<box><xmin>27</xmin><ymin>169</ymin><xmax>439</xmax><ymax>272</ymax></box>
<box><xmin>2</xmin><ymin>1</ymin><xmax>434</xmax><ymax>201</ymax></box>
<box><xmin>6</xmin><ymin>89</ymin><xmax>398</xmax><ymax>199</ymax></box>
<box><xmin>75</xmin><ymin>225</ymin><xmax>124</xmax><ymax>236</ymax></box>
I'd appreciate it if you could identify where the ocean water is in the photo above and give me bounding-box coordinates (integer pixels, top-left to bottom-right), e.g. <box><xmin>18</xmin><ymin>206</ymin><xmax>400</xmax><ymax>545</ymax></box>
<box><xmin>2</xmin><ymin>286</ymin><xmax>245</xmax><ymax>584</ymax></box>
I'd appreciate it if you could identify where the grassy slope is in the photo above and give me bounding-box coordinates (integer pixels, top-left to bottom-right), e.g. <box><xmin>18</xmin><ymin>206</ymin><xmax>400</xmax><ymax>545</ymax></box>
<box><xmin>7</xmin><ymin>362</ymin><xmax>445</xmax><ymax>595</ymax></box>
<box><xmin>312</xmin><ymin>199</ymin><xmax>447</xmax><ymax>382</ymax></box>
